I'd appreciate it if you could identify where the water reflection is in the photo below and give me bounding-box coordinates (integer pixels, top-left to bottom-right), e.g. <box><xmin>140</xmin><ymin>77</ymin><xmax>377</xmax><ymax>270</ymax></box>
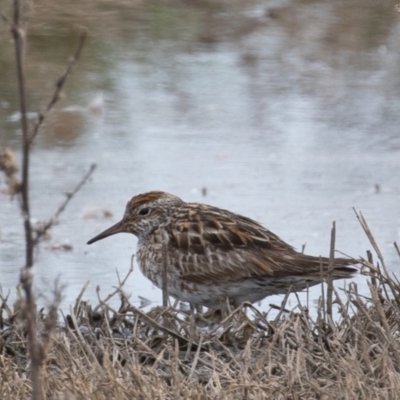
<box><xmin>0</xmin><ymin>0</ymin><xmax>399</xmax><ymax>313</ymax></box>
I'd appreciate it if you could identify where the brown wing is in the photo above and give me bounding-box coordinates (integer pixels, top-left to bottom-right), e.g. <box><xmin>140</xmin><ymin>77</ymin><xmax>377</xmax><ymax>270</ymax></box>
<box><xmin>166</xmin><ymin>203</ymin><xmax>340</xmax><ymax>285</ymax></box>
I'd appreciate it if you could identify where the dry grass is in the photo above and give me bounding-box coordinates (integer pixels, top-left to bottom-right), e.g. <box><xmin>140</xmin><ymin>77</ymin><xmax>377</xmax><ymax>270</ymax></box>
<box><xmin>3</xmin><ymin>1</ymin><xmax>399</xmax><ymax>398</ymax></box>
<box><xmin>1</xmin><ymin>243</ymin><xmax>400</xmax><ymax>399</ymax></box>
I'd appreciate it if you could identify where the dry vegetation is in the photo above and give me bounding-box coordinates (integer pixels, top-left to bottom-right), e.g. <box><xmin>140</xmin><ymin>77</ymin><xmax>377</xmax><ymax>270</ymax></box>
<box><xmin>2</xmin><ymin>1</ymin><xmax>400</xmax><ymax>399</ymax></box>
<box><xmin>1</xmin><ymin>243</ymin><xmax>400</xmax><ymax>399</ymax></box>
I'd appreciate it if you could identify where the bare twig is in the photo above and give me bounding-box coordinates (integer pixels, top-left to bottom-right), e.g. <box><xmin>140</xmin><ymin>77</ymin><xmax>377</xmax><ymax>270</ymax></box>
<box><xmin>67</xmin><ymin>305</ymin><xmax>102</xmax><ymax>367</ymax></box>
<box><xmin>19</xmin><ymin>268</ymin><xmax>43</xmax><ymax>400</ymax></box>
<box><xmin>33</xmin><ymin>163</ymin><xmax>96</xmax><ymax>244</ymax></box>
<box><xmin>353</xmin><ymin>209</ymin><xmax>386</xmax><ymax>270</ymax></box>
<box><xmin>354</xmin><ymin>208</ymin><xmax>397</xmax><ymax>299</ymax></box>
<box><xmin>319</xmin><ymin>257</ymin><xmax>326</xmax><ymax>322</ymax></box>
<box><xmin>11</xmin><ymin>1</ymin><xmax>42</xmax><ymax>399</ymax></box>
<box><xmin>41</xmin><ymin>279</ymin><xmax>65</xmax><ymax>354</ymax></box>
<box><xmin>129</xmin><ymin>305</ymin><xmax>192</xmax><ymax>345</ymax></box>
<box><xmin>327</xmin><ymin>221</ymin><xmax>336</xmax><ymax>319</ymax></box>
<box><xmin>11</xmin><ymin>0</ymin><xmax>33</xmax><ymax>268</ymax></box>
<box><xmin>8</xmin><ymin>3</ymin><xmax>89</xmax><ymax>399</ymax></box>
<box><xmin>30</xmin><ymin>31</ymin><xmax>87</xmax><ymax>143</ymax></box>
<box><xmin>73</xmin><ymin>281</ymin><xmax>91</xmax><ymax>316</ymax></box>
<box><xmin>394</xmin><ymin>242</ymin><xmax>400</xmax><ymax>259</ymax></box>
<box><xmin>94</xmin><ymin>261</ymin><xmax>134</xmax><ymax>312</ymax></box>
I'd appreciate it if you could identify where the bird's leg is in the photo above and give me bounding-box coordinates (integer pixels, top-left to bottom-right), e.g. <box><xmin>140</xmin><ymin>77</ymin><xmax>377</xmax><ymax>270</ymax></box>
<box><xmin>220</xmin><ymin>297</ymin><xmax>233</xmax><ymax>320</ymax></box>
<box><xmin>189</xmin><ymin>303</ymin><xmax>203</xmax><ymax>315</ymax></box>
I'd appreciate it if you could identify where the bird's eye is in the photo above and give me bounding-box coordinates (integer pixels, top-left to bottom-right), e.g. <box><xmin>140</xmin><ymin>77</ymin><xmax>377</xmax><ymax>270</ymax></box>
<box><xmin>138</xmin><ymin>207</ymin><xmax>150</xmax><ymax>216</ymax></box>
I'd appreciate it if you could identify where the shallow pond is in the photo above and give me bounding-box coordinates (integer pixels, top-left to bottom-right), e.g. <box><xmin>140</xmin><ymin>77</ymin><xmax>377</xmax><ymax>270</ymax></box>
<box><xmin>1</xmin><ymin>0</ymin><xmax>399</xmax><ymax>314</ymax></box>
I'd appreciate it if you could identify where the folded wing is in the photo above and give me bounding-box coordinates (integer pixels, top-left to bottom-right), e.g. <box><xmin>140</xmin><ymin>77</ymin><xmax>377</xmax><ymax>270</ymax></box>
<box><xmin>166</xmin><ymin>204</ymin><xmax>357</xmax><ymax>285</ymax></box>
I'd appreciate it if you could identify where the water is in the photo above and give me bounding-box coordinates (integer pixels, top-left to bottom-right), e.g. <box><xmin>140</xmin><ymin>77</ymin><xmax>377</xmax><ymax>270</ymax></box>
<box><xmin>1</xmin><ymin>0</ymin><xmax>399</xmax><ymax>313</ymax></box>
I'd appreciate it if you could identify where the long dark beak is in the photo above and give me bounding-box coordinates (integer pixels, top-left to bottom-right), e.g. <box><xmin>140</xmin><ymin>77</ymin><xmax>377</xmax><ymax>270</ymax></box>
<box><xmin>87</xmin><ymin>219</ymin><xmax>126</xmax><ymax>244</ymax></box>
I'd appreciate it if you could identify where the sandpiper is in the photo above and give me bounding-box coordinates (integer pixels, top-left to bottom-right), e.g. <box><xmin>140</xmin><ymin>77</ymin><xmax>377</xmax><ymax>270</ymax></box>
<box><xmin>88</xmin><ymin>191</ymin><xmax>357</xmax><ymax>309</ymax></box>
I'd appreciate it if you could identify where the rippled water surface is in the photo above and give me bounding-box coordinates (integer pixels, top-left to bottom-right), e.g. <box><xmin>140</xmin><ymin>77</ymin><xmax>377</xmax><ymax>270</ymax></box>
<box><xmin>1</xmin><ymin>0</ymin><xmax>399</xmax><ymax>312</ymax></box>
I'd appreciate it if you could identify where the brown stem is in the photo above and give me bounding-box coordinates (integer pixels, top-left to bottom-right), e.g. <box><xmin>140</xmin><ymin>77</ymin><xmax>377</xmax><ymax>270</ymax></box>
<box><xmin>9</xmin><ymin>3</ymin><xmax>88</xmax><ymax>400</ymax></box>
<box><xmin>326</xmin><ymin>221</ymin><xmax>336</xmax><ymax>319</ymax></box>
<box><xmin>11</xmin><ymin>0</ymin><xmax>33</xmax><ymax>268</ymax></box>
<box><xmin>20</xmin><ymin>269</ymin><xmax>44</xmax><ymax>400</ymax></box>
<box><xmin>11</xmin><ymin>2</ymin><xmax>43</xmax><ymax>399</ymax></box>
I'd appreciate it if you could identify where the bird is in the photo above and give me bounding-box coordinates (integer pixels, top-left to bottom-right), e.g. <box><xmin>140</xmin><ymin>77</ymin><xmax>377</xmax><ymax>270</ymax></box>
<box><xmin>87</xmin><ymin>191</ymin><xmax>357</xmax><ymax>309</ymax></box>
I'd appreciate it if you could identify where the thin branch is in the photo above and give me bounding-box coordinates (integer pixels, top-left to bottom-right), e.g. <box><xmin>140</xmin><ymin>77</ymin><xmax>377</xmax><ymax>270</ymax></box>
<box><xmin>394</xmin><ymin>242</ymin><xmax>400</xmax><ymax>259</ymax></box>
<box><xmin>30</xmin><ymin>31</ymin><xmax>87</xmax><ymax>143</ymax></box>
<box><xmin>8</xmin><ymin>3</ymin><xmax>89</xmax><ymax>400</ymax></box>
<box><xmin>11</xmin><ymin>0</ymin><xmax>33</xmax><ymax>268</ymax></box>
<box><xmin>93</xmin><ymin>260</ymin><xmax>134</xmax><ymax>312</ymax></box>
<box><xmin>326</xmin><ymin>221</ymin><xmax>336</xmax><ymax>319</ymax></box>
<box><xmin>33</xmin><ymin>163</ymin><xmax>96</xmax><ymax>244</ymax></box>
<box><xmin>41</xmin><ymin>279</ymin><xmax>65</xmax><ymax>354</ymax></box>
<box><xmin>353</xmin><ymin>208</ymin><xmax>386</xmax><ymax>269</ymax></box>
<box><xmin>20</xmin><ymin>268</ymin><xmax>43</xmax><ymax>400</ymax></box>
<box><xmin>11</xmin><ymin>2</ymin><xmax>43</xmax><ymax>399</ymax></box>
<box><xmin>127</xmin><ymin>305</ymin><xmax>193</xmax><ymax>346</ymax></box>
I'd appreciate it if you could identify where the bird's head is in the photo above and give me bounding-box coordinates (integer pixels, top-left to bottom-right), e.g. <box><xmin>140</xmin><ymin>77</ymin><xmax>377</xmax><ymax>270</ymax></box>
<box><xmin>87</xmin><ymin>191</ymin><xmax>183</xmax><ymax>244</ymax></box>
